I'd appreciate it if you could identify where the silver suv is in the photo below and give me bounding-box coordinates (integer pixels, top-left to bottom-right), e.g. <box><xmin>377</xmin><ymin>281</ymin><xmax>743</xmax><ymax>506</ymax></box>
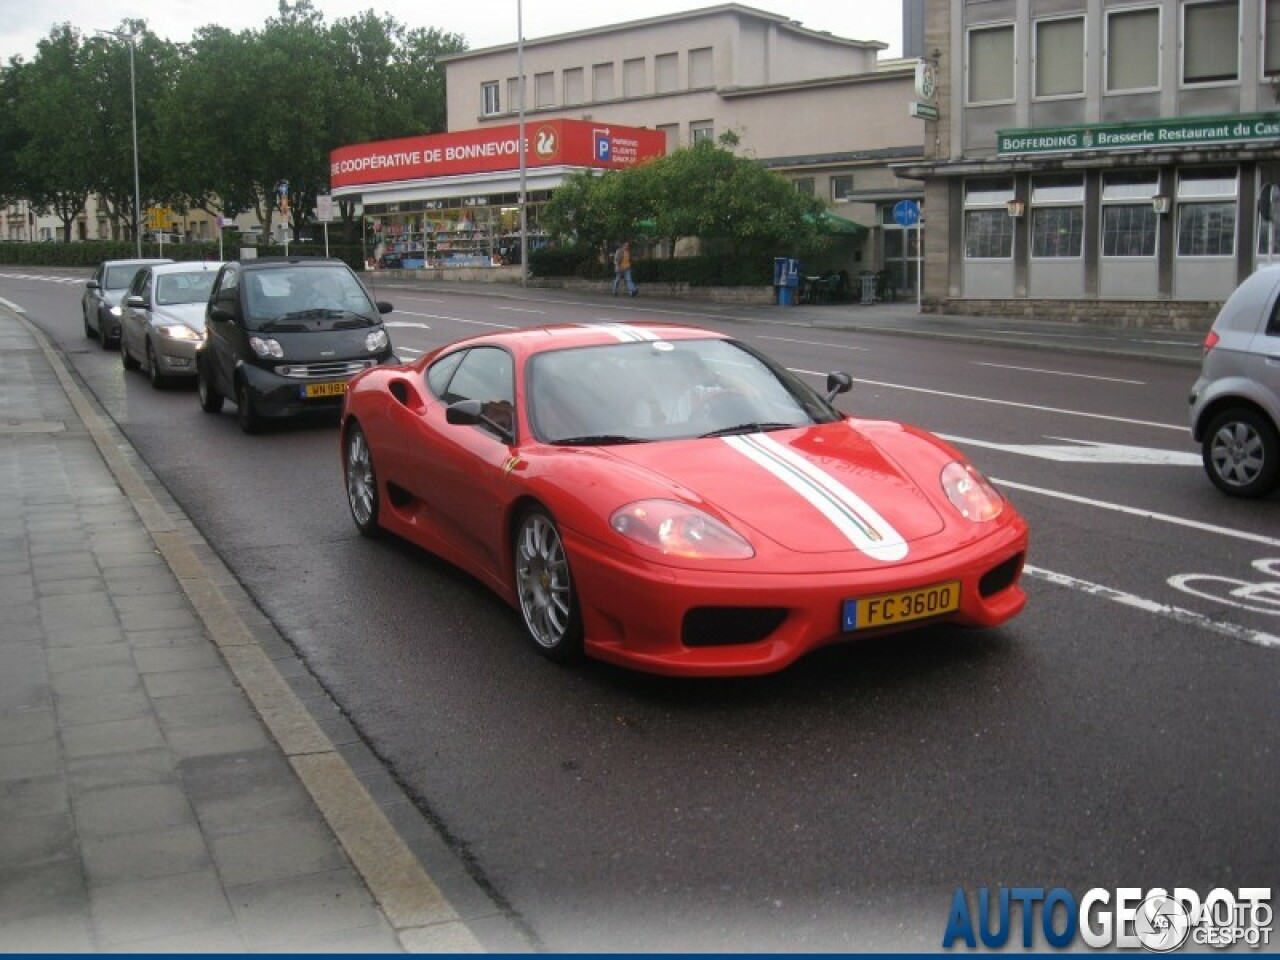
<box><xmin>1189</xmin><ymin>266</ymin><xmax>1280</xmax><ymax>498</ymax></box>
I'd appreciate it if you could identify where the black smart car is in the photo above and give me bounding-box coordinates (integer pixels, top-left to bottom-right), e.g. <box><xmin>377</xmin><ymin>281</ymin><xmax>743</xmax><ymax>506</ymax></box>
<box><xmin>196</xmin><ymin>257</ymin><xmax>397</xmax><ymax>433</ymax></box>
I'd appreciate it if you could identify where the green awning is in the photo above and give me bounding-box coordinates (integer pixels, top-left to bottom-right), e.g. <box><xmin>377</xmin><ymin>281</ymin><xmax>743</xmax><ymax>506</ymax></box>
<box><xmin>809</xmin><ymin>210</ymin><xmax>869</xmax><ymax>238</ymax></box>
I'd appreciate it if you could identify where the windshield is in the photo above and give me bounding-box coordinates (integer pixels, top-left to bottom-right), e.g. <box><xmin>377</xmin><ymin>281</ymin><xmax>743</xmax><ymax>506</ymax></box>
<box><xmin>527</xmin><ymin>338</ymin><xmax>840</xmax><ymax>445</ymax></box>
<box><xmin>243</xmin><ymin>265</ymin><xmax>378</xmax><ymax>331</ymax></box>
<box><xmin>156</xmin><ymin>271</ymin><xmax>217</xmax><ymax>306</ymax></box>
<box><xmin>106</xmin><ymin>265</ymin><xmax>145</xmax><ymax>289</ymax></box>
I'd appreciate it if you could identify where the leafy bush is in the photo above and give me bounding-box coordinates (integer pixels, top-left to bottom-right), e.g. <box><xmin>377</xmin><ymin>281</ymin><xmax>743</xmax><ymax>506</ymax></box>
<box><xmin>529</xmin><ymin>244</ymin><xmax>606</xmax><ymax>280</ymax></box>
<box><xmin>530</xmin><ymin>246</ymin><xmax>773</xmax><ymax>287</ymax></box>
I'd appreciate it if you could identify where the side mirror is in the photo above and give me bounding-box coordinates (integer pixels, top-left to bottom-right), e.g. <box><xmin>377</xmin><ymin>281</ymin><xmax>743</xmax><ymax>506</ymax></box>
<box><xmin>445</xmin><ymin>398</ymin><xmax>514</xmax><ymax>441</ymax></box>
<box><xmin>86</xmin><ymin>279</ymin><xmax>101</xmax><ymax>291</ymax></box>
<box><xmin>377</xmin><ymin>301</ymin><xmax>393</xmax><ymax>315</ymax></box>
<box><xmin>125</xmin><ymin>294</ymin><xmax>147</xmax><ymax>309</ymax></box>
<box><xmin>209</xmin><ymin>305</ymin><xmax>236</xmax><ymax>324</ymax></box>
<box><xmin>826</xmin><ymin>371</ymin><xmax>852</xmax><ymax>402</ymax></box>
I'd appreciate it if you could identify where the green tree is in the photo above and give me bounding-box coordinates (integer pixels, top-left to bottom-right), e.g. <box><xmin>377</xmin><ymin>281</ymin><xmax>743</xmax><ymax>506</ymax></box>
<box><xmin>15</xmin><ymin>24</ymin><xmax>97</xmax><ymax>241</ymax></box>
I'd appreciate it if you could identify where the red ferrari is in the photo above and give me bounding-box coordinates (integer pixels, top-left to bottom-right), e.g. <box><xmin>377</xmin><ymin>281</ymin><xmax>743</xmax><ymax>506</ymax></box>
<box><xmin>340</xmin><ymin>322</ymin><xmax>1027</xmax><ymax>676</ymax></box>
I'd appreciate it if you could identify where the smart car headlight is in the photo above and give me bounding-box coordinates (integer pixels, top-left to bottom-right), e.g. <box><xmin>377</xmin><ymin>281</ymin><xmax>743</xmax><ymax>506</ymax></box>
<box><xmin>249</xmin><ymin>336</ymin><xmax>284</xmax><ymax>359</ymax></box>
<box><xmin>157</xmin><ymin>324</ymin><xmax>202</xmax><ymax>342</ymax></box>
<box><xmin>610</xmin><ymin>499</ymin><xmax>755</xmax><ymax>559</ymax></box>
<box><xmin>941</xmin><ymin>461</ymin><xmax>1003</xmax><ymax>522</ymax></box>
<box><xmin>365</xmin><ymin>329</ymin><xmax>389</xmax><ymax>352</ymax></box>
<box><xmin>109</xmin><ymin>304</ymin><xmax>124</xmax><ymax>317</ymax></box>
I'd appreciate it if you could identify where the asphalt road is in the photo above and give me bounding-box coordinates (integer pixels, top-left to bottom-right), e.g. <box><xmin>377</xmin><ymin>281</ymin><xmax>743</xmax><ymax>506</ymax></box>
<box><xmin>5</xmin><ymin>267</ymin><xmax>1278</xmax><ymax>951</ymax></box>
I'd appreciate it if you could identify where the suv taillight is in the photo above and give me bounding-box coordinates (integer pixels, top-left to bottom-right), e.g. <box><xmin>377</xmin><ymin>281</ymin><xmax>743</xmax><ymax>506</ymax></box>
<box><xmin>1202</xmin><ymin>330</ymin><xmax>1220</xmax><ymax>354</ymax></box>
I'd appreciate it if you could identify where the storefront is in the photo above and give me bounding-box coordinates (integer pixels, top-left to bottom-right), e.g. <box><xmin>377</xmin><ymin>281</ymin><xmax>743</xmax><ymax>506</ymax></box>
<box><xmin>329</xmin><ymin>119</ymin><xmax>666</xmax><ymax>270</ymax></box>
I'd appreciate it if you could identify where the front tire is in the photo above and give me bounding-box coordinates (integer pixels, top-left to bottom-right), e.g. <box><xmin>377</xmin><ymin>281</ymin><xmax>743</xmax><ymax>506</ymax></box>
<box><xmin>84</xmin><ymin>308</ymin><xmax>96</xmax><ymax>340</ymax></box>
<box><xmin>1202</xmin><ymin>407</ymin><xmax>1280</xmax><ymax>498</ymax></box>
<box><xmin>120</xmin><ymin>333</ymin><xmax>140</xmax><ymax>371</ymax></box>
<box><xmin>236</xmin><ymin>379</ymin><xmax>262</xmax><ymax>435</ymax></box>
<box><xmin>197</xmin><ymin>355</ymin><xmax>223</xmax><ymax>413</ymax></box>
<box><xmin>146</xmin><ymin>340</ymin><xmax>167</xmax><ymax>389</ymax></box>
<box><xmin>514</xmin><ymin>508</ymin><xmax>583</xmax><ymax>662</ymax></box>
<box><xmin>343</xmin><ymin>422</ymin><xmax>381</xmax><ymax>538</ymax></box>
<box><xmin>100</xmin><ymin>314</ymin><xmax>118</xmax><ymax>350</ymax></box>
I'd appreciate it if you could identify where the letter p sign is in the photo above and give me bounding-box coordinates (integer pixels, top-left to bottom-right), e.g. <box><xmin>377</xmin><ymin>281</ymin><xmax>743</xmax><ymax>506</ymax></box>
<box><xmin>594</xmin><ymin>130</ymin><xmax>612</xmax><ymax>163</ymax></box>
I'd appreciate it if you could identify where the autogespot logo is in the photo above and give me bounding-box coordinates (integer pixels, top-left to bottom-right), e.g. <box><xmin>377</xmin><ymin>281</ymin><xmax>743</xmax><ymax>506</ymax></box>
<box><xmin>942</xmin><ymin>887</ymin><xmax>1273</xmax><ymax>951</ymax></box>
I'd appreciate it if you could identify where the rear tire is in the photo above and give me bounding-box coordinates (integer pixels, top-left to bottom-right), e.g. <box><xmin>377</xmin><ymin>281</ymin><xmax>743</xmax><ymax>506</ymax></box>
<box><xmin>1202</xmin><ymin>407</ymin><xmax>1280</xmax><ymax>498</ymax></box>
<box><xmin>197</xmin><ymin>355</ymin><xmax>223</xmax><ymax>413</ymax></box>
<box><xmin>343</xmin><ymin>422</ymin><xmax>382</xmax><ymax>538</ymax></box>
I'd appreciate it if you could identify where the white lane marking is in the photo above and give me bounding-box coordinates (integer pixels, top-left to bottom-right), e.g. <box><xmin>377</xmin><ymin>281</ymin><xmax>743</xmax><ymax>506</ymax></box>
<box><xmin>385</xmin><ymin>321</ymin><xmax>432</xmax><ymax>329</ymax></box>
<box><xmin>0</xmin><ymin>273</ymin><xmax>84</xmax><ymax>284</ymax></box>
<box><xmin>788</xmin><ymin>368</ymin><xmax>1185</xmax><ymax>431</ymax></box>
<box><xmin>757</xmin><ymin>335</ymin><xmax>870</xmax><ymax>351</ymax></box>
<box><xmin>393</xmin><ymin>310</ymin><xmax>515</xmax><ymax>329</ymax></box>
<box><xmin>1168</xmin><ymin>558</ymin><xmax>1280</xmax><ymax>616</ymax></box>
<box><xmin>941</xmin><ymin>434</ymin><xmax>1200</xmax><ymax>466</ymax></box>
<box><xmin>1024</xmin><ymin>564</ymin><xmax>1280</xmax><ymax>650</ymax></box>
<box><xmin>495</xmin><ymin>305</ymin><xmax>547</xmax><ymax>315</ymax></box>
<box><xmin>993</xmin><ymin>478</ymin><xmax>1280</xmax><ymax>548</ymax></box>
<box><xmin>972</xmin><ymin>361</ymin><xmax>1145</xmax><ymax>385</ymax></box>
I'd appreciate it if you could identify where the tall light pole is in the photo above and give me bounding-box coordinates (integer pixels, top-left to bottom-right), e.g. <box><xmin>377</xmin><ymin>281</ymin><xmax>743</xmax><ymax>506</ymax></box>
<box><xmin>98</xmin><ymin>29</ymin><xmax>142</xmax><ymax>257</ymax></box>
<box><xmin>517</xmin><ymin>0</ymin><xmax>528</xmax><ymax>287</ymax></box>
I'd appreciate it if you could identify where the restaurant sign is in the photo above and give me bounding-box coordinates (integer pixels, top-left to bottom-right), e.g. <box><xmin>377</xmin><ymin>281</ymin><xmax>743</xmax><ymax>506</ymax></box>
<box><xmin>998</xmin><ymin>112</ymin><xmax>1280</xmax><ymax>156</ymax></box>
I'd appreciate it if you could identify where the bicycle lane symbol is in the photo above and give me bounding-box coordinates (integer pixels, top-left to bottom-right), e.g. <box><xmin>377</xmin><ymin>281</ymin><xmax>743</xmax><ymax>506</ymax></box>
<box><xmin>1168</xmin><ymin>558</ymin><xmax>1280</xmax><ymax>616</ymax></box>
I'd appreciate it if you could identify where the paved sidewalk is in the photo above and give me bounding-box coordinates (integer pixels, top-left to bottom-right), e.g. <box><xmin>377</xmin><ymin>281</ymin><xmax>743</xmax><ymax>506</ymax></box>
<box><xmin>0</xmin><ymin>305</ymin><xmax>517</xmax><ymax>952</ymax></box>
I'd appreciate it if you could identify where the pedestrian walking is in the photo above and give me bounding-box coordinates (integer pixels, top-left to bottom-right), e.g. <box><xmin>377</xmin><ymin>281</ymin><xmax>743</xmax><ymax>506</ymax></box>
<box><xmin>612</xmin><ymin>241</ymin><xmax>637</xmax><ymax>297</ymax></box>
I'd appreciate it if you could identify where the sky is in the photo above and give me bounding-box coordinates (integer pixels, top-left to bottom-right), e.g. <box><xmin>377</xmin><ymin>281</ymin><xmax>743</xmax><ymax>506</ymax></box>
<box><xmin>0</xmin><ymin>0</ymin><xmax>903</xmax><ymax>63</ymax></box>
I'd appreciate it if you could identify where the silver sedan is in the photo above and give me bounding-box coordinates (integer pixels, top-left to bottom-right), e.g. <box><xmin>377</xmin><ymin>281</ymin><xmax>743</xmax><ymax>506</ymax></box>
<box><xmin>120</xmin><ymin>261</ymin><xmax>224</xmax><ymax>388</ymax></box>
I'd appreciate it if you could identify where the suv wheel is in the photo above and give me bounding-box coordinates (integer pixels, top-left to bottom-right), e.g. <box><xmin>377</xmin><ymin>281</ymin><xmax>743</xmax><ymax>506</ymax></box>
<box><xmin>236</xmin><ymin>379</ymin><xmax>262</xmax><ymax>435</ymax></box>
<box><xmin>1202</xmin><ymin>407</ymin><xmax>1280</xmax><ymax>498</ymax></box>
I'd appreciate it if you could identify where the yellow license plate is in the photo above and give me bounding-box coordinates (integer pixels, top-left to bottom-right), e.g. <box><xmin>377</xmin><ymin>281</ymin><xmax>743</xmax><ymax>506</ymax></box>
<box><xmin>843</xmin><ymin>580</ymin><xmax>961</xmax><ymax>631</ymax></box>
<box><xmin>303</xmin><ymin>381</ymin><xmax>347</xmax><ymax>398</ymax></box>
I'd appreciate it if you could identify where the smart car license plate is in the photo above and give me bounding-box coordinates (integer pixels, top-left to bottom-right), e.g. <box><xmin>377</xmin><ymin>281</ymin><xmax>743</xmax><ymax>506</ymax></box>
<box><xmin>842</xmin><ymin>581</ymin><xmax>961</xmax><ymax>631</ymax></box>
<box><xmin>302</xmin><ymin>381</ymin><xmax>347</xmax><ymax>399</ymax></box>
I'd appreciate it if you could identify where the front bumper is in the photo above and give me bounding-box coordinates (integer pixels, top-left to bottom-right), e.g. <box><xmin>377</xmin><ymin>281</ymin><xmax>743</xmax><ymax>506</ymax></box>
<box><xmin>564</xmin><ymin>522</ymin><xmax>1029</xmax><ymax>677</ymax></box>
<box><xmin>239</xmin><ymin>355</ymin><xmax>398</xmax><ymax>419</ymax></box>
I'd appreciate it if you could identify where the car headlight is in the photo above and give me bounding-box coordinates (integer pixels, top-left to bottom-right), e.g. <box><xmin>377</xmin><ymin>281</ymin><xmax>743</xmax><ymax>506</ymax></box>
<box><xmin>365</xmin><ymin>329</ymin><xmax>389</xmax><ymax>352</ymax></box>
<box><xmin>610</xmin><ymin>499</ymin><xmax>755</xmax><ymax>559</ymax></box>
<box><xmin>249</xmin><ymin>336</ymin><xmax>284</xmax><ymax>359</ymax></box>
<box><xmin>109</xmin><ymin>305</ymin><xmax>123</xmax><ymax>317</ymax></box>
<box><xmin>941</xmin><ymin>461</ymin><xmax>1003</xmax><ymax>522</ymax></box>
<box><xmin>157</xmin><ymin>324</ymin><xmax>202</xmax><ymax>342</ymax></box>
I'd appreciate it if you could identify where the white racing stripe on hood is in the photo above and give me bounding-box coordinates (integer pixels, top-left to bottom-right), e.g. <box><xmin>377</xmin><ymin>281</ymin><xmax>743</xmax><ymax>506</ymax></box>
<box><xmin>585</xmin><ymin>322</ymin><xmax>661</xmax><ymax>342</ymax></box>
<box><xmin>722</xmin><ymin>433</ymin><xmax>910</xmax><ymax>562</ymax></box>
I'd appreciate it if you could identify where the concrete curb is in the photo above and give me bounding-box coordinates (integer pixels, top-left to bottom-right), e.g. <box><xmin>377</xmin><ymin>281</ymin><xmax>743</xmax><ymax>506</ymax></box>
<box><xmin>11</xmin><ymin>308</ymin><xmax>487</xmax><ymax>953</ymax></box>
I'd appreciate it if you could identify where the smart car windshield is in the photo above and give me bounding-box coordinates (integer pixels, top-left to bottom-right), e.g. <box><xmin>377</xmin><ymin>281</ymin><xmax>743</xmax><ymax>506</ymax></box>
<box><xmin>243</xmin><ymin>266</ymin><xmax>377</xmax><ymax>331</ymax></box>
<box><xmin>528</xmin><ymin>337</ymin><xmax>840</xmax><ymax>445</ymax></box>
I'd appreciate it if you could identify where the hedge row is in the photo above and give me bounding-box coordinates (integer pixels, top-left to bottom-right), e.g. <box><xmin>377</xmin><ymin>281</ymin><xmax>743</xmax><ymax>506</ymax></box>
<box><xmin>529</xmin><ymin>246</ymin><xmax>774</xmax><ymax>287</ymax></box>
<box><xmin>0</xmin><ymin>240</ymin><xmax>365</xmax><ymax>271</ymax></box>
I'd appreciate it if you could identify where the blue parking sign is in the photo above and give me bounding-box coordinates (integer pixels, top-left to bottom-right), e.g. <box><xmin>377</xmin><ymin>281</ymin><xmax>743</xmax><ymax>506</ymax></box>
<box><xmin>893</xmin><ymin>200</ymin><xmax>920</xmax><ymax>227</ymax></box>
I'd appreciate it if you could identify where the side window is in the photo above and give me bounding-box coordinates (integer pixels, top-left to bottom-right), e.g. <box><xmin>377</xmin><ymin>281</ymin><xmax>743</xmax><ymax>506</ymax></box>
<box><xmin>427</xmin><ymin>350</ymin><xmax>465</xmax><ymax>397</ymax></box>
<box><xmin>128</xmin><ymin>269</ymin><xmax>150</xmax><ymax>297</ymax></box>
<box><xmin>213</xmin><ymin>268</ymin><xmax>239</xmax><ymax>306</ymax></box>
<box><xmin>440</xmin><ymin>347</ymin><xmax>515</xmax><ymax>438</ymax></box>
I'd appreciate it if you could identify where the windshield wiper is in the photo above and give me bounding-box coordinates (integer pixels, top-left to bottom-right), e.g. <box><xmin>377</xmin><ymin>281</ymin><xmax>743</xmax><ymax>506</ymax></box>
<box><xmin>698</xmin><ymin>422</ymin><xmax>796</xmax><ymax>438</ymax></box>
<box><xmin>553</xmin><ymin>434</ymin><xmax>652</xmax><ymax>446</ymax></box>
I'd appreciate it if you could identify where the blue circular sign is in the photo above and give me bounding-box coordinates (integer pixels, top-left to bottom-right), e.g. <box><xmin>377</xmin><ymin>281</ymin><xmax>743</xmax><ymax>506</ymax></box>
<box><xmin>893</xmin><ymin>199</ymin><xmax>921</xmax><ymax>227</ymax></box>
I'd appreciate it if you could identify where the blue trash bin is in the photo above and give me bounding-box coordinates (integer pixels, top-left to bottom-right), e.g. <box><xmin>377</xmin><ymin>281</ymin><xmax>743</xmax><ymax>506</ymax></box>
<box><xmin>774</xmin><ymin>257</ymin><xmax>800</xmax><ymax>306</ymax></box>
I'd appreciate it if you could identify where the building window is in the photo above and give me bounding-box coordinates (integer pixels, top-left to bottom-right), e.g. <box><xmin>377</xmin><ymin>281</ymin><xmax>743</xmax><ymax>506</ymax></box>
<box><xmin>1183</xmin><ymin>0</ymin><xmax>1239</xmax><ymax>84</ymax></box>
<box><xmin>623</xmin><ymin>58</ymin><xmax>645</xmax><ymax>97</ymax></box>
<box><xmin>482</xmin><ymin>81</ymin><xmax>500</xmax><ymax>116</ymax></box>
<box><xmin>564</xmin><ymin>68</ymin><xmax>584</xmax><ymax>105</ymax></box>
<box><xmin>794</xmin><ymin>178</ymin><xmax>815</xmax><ymax>197</ymax></box>
<box><xmin>593</xmin><ymin>63</ymin><xmax>614</xmax><ymax>100</ymax></box>
<box><xmin>689</xmin><ymin>47</ymin><xmax>713</xmax><ymax>87</ymax></box>
<box><xmin>534</xmin><ymin>72</ymin><xmax>554</xmax><ymax>108</ymax></box>
<box><xmin>1176</xmin><ymin>167</ymin><xmax>1238</xmax><ymax>256</ymax></box>
<box><xmin>655</xmin><ymin>53</ymin><xmax>678</xmax><ymax>93</ymax></box>
<box><xmin>964</xmin><ymin>177</ymin><xmax>1015</xmax><ymax>259</ymax></box>
<box><xmin>967</xmin><ymin>23</ymin><xmax>1015</xmax><ymax>104</ymax></box>
<box><xmin>1266</xmin><ymin>0</ymin><xmax>1280</xmax><ymax>76</ymax></box>
<box><xmin>831</xmin><ymin>175</ymin><xmax>854</xmax><ymax>202</ymax></box>
<box><xmin>1029</xmin><ymin>175</ymin><xmax>1085</xmax><ymax>258</ymax></box>
<box><xmin>690</xmin><ymin>120</ymin><xmax>714</xmax><ymax>144</ymax></box>
<box><xmin>1101</xmin><ymin>171</ymin><xmax>1159</xmax><ymax>257</ymax></box>
<box><xmin>1106</xmin><ymin>7</ymin><xmax>1160</xmax><ymax>91</ymax></box>
<box><xmin>1034</xmin><ymin>16</ymin><xmax>1085</xmax><ymax>98</ymax></box>
<box><xmin>507</xmin><ymin>77</ymin><xmax>521</xmax><ymax>112</ymax></box>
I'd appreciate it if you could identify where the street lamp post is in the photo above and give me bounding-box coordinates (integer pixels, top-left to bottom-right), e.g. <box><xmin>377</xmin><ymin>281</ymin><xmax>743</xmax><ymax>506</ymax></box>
<box><xmin>98</xmin><ymin>29</ymin><xmax>142</xmax><ymax>257</ymax></box>
<box><xmin>517</xmin><ymin>0</ymin><xmax>528</xmax><ymax>287</ymax></box>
